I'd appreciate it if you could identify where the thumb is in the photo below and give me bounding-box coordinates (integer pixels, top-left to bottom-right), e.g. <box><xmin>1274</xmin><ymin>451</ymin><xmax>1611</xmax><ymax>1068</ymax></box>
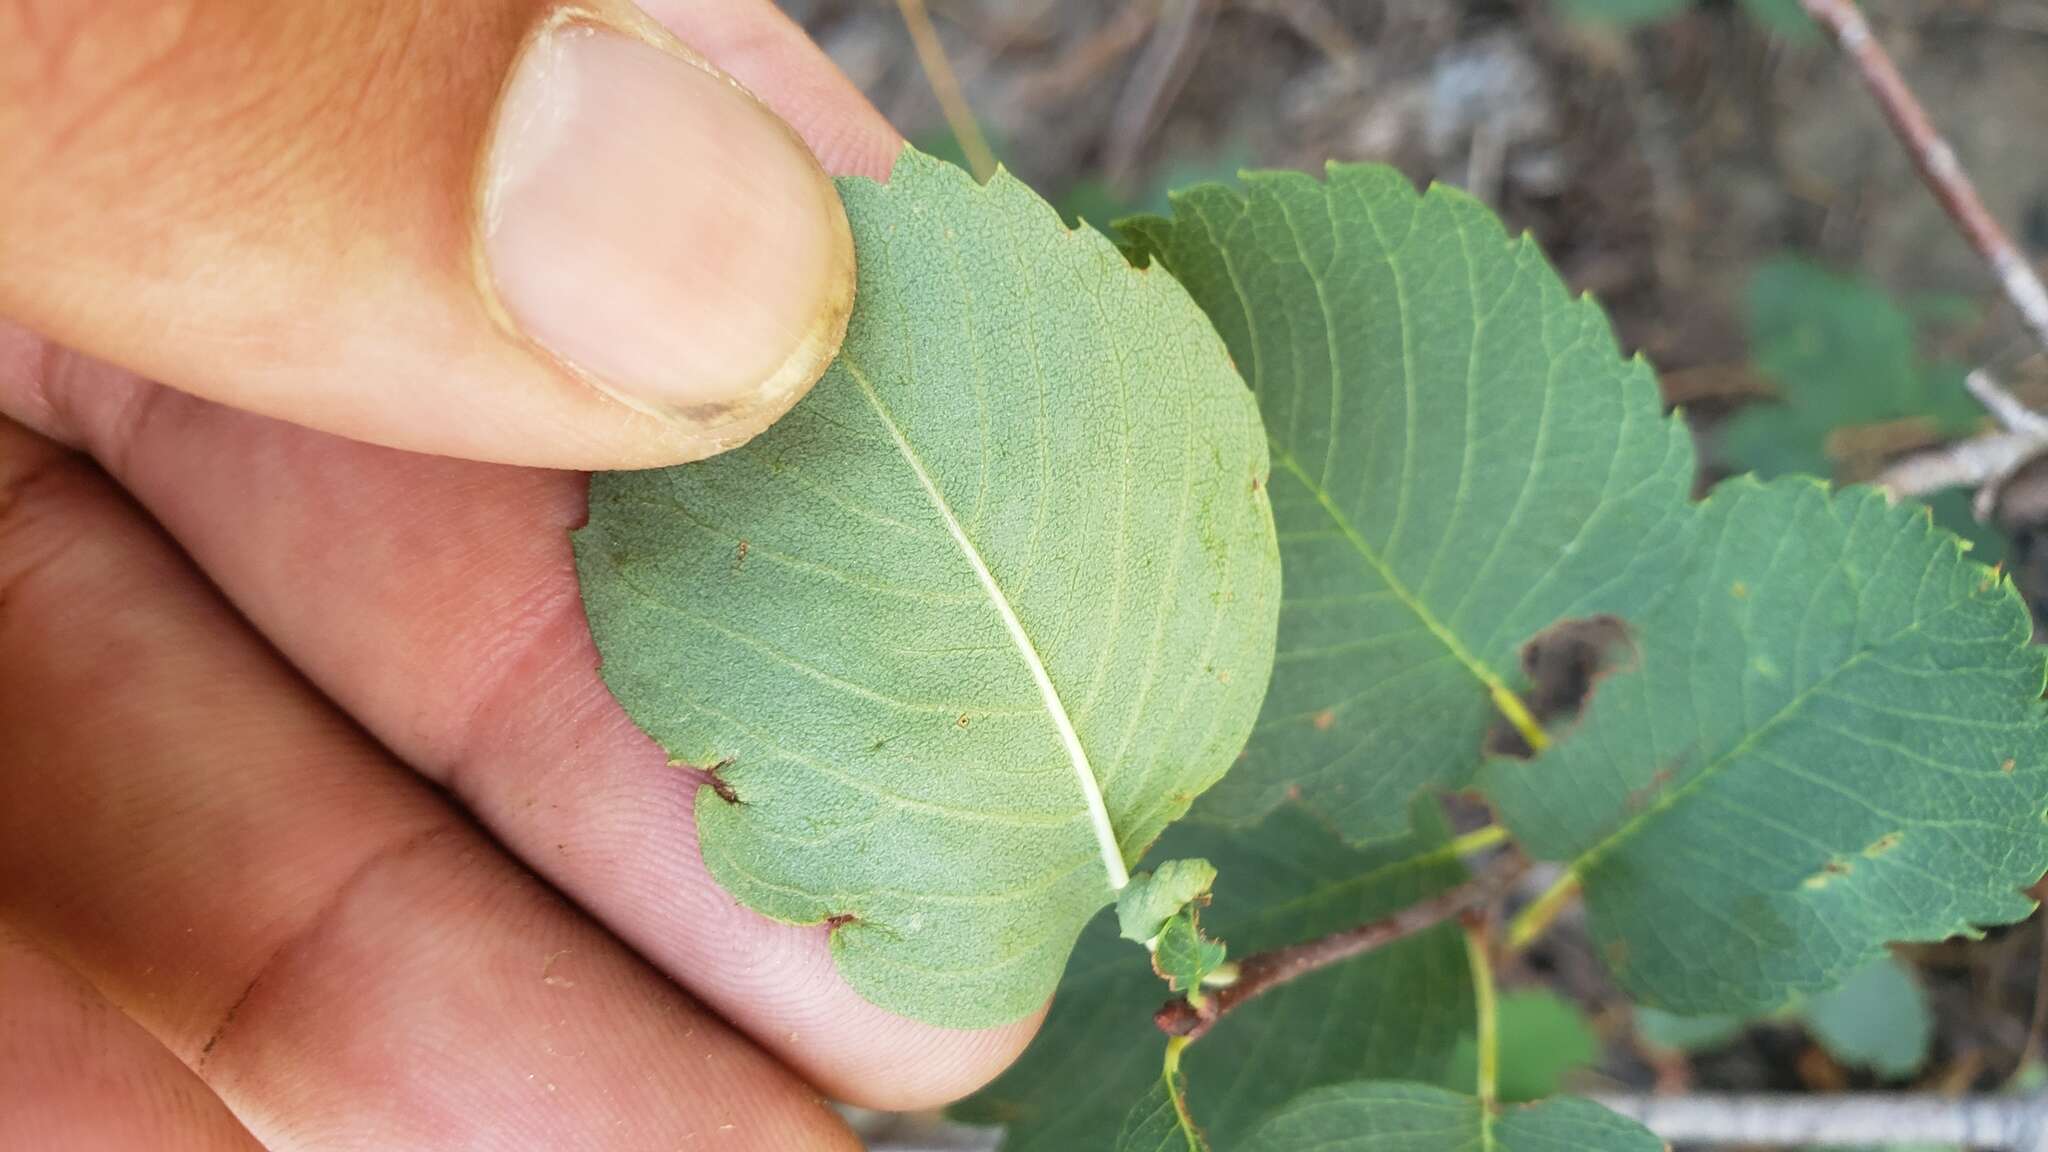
<box><xmin>0</xmin><ymin>0</ymin><xmax>862</xmax><ymax>469</ymax></box>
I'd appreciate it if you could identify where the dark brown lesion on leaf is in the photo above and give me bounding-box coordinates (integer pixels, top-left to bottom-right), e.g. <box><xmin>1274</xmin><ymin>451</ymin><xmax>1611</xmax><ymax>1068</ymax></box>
<box><xmin>733</xmin><ymin>539</ymin><xmax>749</xmax><ymax>572</ymax></box>
<box><xmin>670</xmin><ymin>756</ymin><xmax>742</xmax><ymax>805</ymax></box>
<box><xmin>1486</xmin><ymin>614</ymin><xmax>1639</xmax><ymax>759</ymax></box>
<box><xmin>825</xmin><ymin>913</ymin><xmax>858</xmax><ymax>933</ymax></box>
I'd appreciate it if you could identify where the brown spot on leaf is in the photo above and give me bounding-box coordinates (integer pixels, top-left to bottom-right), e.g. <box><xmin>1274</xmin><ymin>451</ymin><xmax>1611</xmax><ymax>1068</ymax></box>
<box><xmin>2004</xmin><ymin>758</ymin><xmax>2018</xmax><ymax>775</ymax></box>
<box><xmin>1486</xmin><ymin>615</ymin><xmax>1639</xmax><ymax>759</ymax></box>
<box><xmin>1803</xmin><ymin>858</ymin><xmax>1853</xmax><ymax>889</ymax></box>
<box><xmin>733</xmin><ymin>540</ymin><xmax>749</xmax><ymax>572</ymax></box>
<box><xmin>1624</xmin><ymin>765</ymin><xmax>1679</xmax><ymax>814</ymax></box>
<box><xmin>671</xmin><ymin>756</ymin><xmax>741</xmax><ymax>805</ymax></box>
<box><xmin>825</xmin><ymin>913</ymin><xmax>857</xmax><ymax>932</ymax></box>
<box><xmin>957</xmin><ymin>713</ymin><xmax>970</xmax><ymax>729</ymax></box>
<box><xmin>1312</xmin><ymin>709</ymin><xmax>1337</xmax><ymax>732</ymax></box>
<box><xmin>1863</xmin><ymin>832</ymin><xmax>1904</xmax><ymax>858</ymax></box>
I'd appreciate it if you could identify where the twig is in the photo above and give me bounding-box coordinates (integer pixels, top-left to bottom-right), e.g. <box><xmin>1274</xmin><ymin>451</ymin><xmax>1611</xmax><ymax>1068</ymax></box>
<box><xmin>1801</xmin><ymin>0</ymin><xmax>2048</xmax><ymax>354</ymax></box>
<box><xmin>1970</xmin><ymin>368</ymin><xmax>2048</xmax><ymax>437</ymax></box>
<box><xmin>1594</xmin><ymin>1091</ymin><xmax>2048</xmax><ymax>1150</ymax></box>
<box><xmin>896</xmin><ymin>0</ymin><xmax>998</xmax><ymax>182</ymax></box>
<box><xmin>1104</xmin><ymin>0</ymin><xmax>1217</xmax><ymax>191</ymax></box>
<box><xmin>1877</xmin><ymin>429</ymin><xmax>2043</xmax><ymax>500</ymax></box>
<box><xmin>1153</xmin><ymin>857</ymin><xmax>1527</xmax><ymax>1041</ymax></box>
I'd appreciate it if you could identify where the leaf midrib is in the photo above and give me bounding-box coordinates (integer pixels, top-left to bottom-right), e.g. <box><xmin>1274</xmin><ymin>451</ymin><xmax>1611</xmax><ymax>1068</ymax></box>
<box><xmin>845</xmin><ymin>361</ymin><xmax>1133</xmax><ymax>892</ymax></box>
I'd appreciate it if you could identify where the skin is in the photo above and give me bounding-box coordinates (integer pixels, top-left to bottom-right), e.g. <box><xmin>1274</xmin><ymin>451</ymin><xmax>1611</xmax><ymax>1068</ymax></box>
<box><xmin>0</xmin><ymin>1</ymin><xmax>1040</xmax><ymax>1147</ymax></box>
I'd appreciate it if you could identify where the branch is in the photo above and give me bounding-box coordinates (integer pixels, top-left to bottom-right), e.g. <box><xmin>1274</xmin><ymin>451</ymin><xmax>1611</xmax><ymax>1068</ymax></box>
<box><xmin>1153</xmin><ymin>857</ymin><xmax>1527</xmax><ymax>1042</ymax></box>
<box><xmin>1594</xmin><ymin>1091</ymin><xmax>2048</xmax><ymax>1151</ymax></box>
<box><xmin>1801</xmin><ymin>0</ymin><xmax>2048</xmax><ymax>353</ymax></box>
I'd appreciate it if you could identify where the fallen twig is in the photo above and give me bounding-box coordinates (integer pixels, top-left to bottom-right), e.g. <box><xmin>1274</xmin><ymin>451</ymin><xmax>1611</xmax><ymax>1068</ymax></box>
<box><xmin>1595</xmin><ymin>1091</ymin><xmax>2048</xmax><ymax>1151</ymax></box>
<box><xmin>1801</xmin><ymin>0</ymin><xmax>2048</xmax><ymax>354</ymax></box>
<box><xmin>1803</xmin><ymin>0</ymin><xmax>2048</xmax><ymax>506</ymax></box>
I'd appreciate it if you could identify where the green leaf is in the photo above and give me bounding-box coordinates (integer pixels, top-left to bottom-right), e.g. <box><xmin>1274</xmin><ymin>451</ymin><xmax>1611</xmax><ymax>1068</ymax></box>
<box><xmin>575</xmin><ymin>146</ymin><xmax>1282</xmax><ymax>1029</ymax></box>
<box><xmin>1446</xmin><ymin>990</ymin><xmax>1600</xmax><ymax>1102</ymax></box>
<box><xmin>1480</xmin><ymin>479</ymin><xmax>2048</xmax><ymax>1015</ymax></box>
<box><xmin>1553</xmin><ymin>0</ymin><xmax>1691</xmax><ymax>25</ymax></box>
<box><xmin>1726</xmin><ymin>258</ymin><xmax>1998</xmax><ymax>564</ymax></box>
<box><xmin>1154</xmin><ymin>905</ymin><xmax>1228</xmax><ymax>995</ymax></box>
<box><xmin>954</xmin><ymin>802</ymin><xmax>1474</xmax><ymax>1150</ymax></box>
<box><xmin>1801</xmin><ymin>953</ymin><xmax>1933</xmax><ymax>1077</ymax></box>
<box><xmin>1241</xmin><ymin>1082</ymin><xmax>1663</xmax><ymax>1152</ymax></box>
<box><xmin>1727</xmin><ymin>259</ymin><xmax>1982</xmax><ymax>481</ymax></box>
<box><xmin>1119</xmin><ymin>165</ymin><xmax>1694</xmax><ymax>843</ymax></box>
<box><xmin>1631</xmin><ymin>954</ymin><xmax>1933</xmax><ymax>1077</ymax></box>
<box><xmin>1115</xmin><ymin>1042</ymin><xmax>1209</xmax><ymax>1152</ymax></box>
<box><xmin>1738</xmin><ymin>0</ymin><xmax>1817</xmax><ymax>39</ymax></box>
<box><xmin>1119</xmin><ymin>859</ymin><xmax>1219</xmax><ymax>944</ymax></box>
<box><xmin>1634</xmin><ymin>1005</ymin><xmax>1745</xmax><ymax>1053</ymax></box>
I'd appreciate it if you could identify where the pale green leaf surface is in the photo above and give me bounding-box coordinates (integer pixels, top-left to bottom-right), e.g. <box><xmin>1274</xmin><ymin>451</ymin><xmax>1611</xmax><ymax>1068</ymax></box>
<box><xmin>1119</xmin><ymin>858</ymin><xmax>1219</xmax><ymax>943</ymax></box>
<box><xmin>1445</xmin><ymin>990</ymin><xmax>1599</xmax><ymax>1103</ymax></box>
<box><xmin>953</xmin><ymin>803</ymin><xmax>1473</xmax><ymax>1150</ymax></box>
<box><xmin>1480</xmin><ymin>479</ymin><xmax>2048</xmax><ymax>1015</ymax></box>
<box><xmin>575</xmin><ymin>147</ymin><xmax>1281</xmax><ymax>1028</ymax></box>
<box><xmin>1241</xmin><ymin>1082</ymin><xmax>1663</xmax><ymax>1152</ymax></box>
<box><xmin>1120</xmin><ymin>165</ymin><xmax>1695</xmax><ymax>843</ymax></box>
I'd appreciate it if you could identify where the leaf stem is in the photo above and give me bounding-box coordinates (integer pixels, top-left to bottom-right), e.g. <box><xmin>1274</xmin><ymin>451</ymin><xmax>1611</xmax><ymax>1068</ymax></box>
<box><xmin>1505</xmin><ymin>868</ymin><xmax>1581</xmax><ymax>953</ymax></box>
<box><xmin>1446</xmin><ymin>823</ymin><xmax>1511</xmax><ymax>859</ymax></box>
<box><xmin>1464</xmin><ymin>913</ymin><xmax>1500</xmax><ymax>1114</ymax></box>
<box><xmin>896</xmin><ymin>0</ymin><xmax>1000</xmax><ymax>184</ymax></box>
<box><xmin>1153</xmin><ymin>856</ymin><xmax>1527</xmax><ymax>1041</ymax></box>
<box><xmin>1161</xmin><ymin>1035</ymin><xmax>1206</xmax><ymax>1149</ymax></box>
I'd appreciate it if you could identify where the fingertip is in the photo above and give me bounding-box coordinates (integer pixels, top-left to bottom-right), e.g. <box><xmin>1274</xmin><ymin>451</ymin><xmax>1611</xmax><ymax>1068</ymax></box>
<box><xmin>479</xmin><ymin>12</ymin><xmax>857</xmax><ymax>456</ymax></box>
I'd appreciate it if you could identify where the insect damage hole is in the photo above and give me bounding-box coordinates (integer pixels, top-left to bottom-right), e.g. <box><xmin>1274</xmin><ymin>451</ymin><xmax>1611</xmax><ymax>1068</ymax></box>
<box><xmin>1485</xmin><ymin>614</ymin><xmax>1639</xmax><ymax>759</ymax></box>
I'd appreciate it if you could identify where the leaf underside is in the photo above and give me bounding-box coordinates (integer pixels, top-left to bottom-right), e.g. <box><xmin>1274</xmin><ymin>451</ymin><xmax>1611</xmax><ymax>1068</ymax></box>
<box><xmin>1242</xmin><ymin>1082</ymin><xmax>1663</xmax><ymax>1152</ymax></box>
<box><xmin>1120</xmin><ymin>165</ymin><xmax>1694</xmax><ymax>843</ymax></box>
<box><xmin>955</xmin><ymin>801</ymin><xmax>1474</xmax><ymax>1150</ymax></box>
<box><xmin>1125</xmin><ymin>164</ymin><xmax>2048</xmax><ymax>1020</ymax></box>
<box><xmin>575</xmin><ymin>146</ymin><xmax>1281</xmax><ymax>1028</ymax></box>
<box><xmin>1479</xmin><ymin>481</ymin><xmax>2048</xmax><ymax>1014</ymax></box>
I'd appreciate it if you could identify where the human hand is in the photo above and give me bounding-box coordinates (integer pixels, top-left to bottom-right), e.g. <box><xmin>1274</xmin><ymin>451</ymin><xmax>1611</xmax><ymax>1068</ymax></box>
<box><xmin>0</xmin><ymin>2</ymin><xmax>1036</xmax><ymax>1148</ymax></box>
